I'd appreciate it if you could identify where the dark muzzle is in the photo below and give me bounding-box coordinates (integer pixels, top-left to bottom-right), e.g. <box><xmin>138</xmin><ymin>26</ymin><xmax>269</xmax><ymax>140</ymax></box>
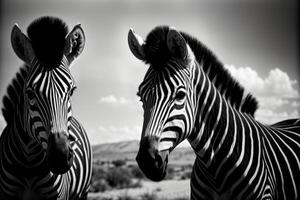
<box><xmin>46</xmin><ymin>132</ymin><xmax>74</xmax><ymax>174</ymax></box>
<box><xmin>136</xmin><ymin>136</ymin><xmax>169</xmax><ymax>181</ymax></box>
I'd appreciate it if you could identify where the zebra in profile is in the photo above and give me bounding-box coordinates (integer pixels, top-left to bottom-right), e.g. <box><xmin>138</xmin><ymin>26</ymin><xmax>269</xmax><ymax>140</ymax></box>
<box><xmin>128</xmin><ymin>26</ymin><xmax>300</xmax><ymax>200</ymax></box>
<box><xmin>0</xmin><ymin>16</ymin><xmax>92</xmax><ymax>200</ymax></box>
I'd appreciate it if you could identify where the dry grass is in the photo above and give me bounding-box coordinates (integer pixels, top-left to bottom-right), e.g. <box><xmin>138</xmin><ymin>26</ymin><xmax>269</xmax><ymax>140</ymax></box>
<box><xmin>88</xmin><ymin>179</ymin><xmax>190</xmax><ymax>200</ymax></box>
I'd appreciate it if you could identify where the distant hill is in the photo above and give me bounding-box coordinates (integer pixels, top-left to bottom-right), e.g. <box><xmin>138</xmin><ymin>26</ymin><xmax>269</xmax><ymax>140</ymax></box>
<box><xmin>93</xmin><ymin>140</ymin><xmax>140</xmax><ymax>155</ymax></box>
<box><xmin>92</xmin><ymin>140</ymin><xmax>196</xmax><ymax>166</ymax></box>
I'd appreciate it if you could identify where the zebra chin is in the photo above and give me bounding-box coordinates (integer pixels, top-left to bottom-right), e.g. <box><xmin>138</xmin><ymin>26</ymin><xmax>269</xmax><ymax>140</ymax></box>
<box><xmin>136</xmin><ymin>136</ymin><xmax>169</xmax><ymax>182</ymax></box>
<box><xmin>46</xmin><ymin>132</ymin><xmax>74</xmax><ymax>174</ymax></box>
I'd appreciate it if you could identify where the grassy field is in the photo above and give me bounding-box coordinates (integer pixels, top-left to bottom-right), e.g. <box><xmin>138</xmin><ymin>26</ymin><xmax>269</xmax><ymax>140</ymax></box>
<box><xmin>89</xmin><ymin>140</ymin><xmax>195</xmax><ymax>200</ymax></box>
<box><xmin>88</xmin><ymin>180</ymin><xmax>190</xmax><ymax>200</ymax></box>
<box><xmin>92</xmin><ymin>140</ymin><xmax>195</xmax><ymax>165</ymax></box>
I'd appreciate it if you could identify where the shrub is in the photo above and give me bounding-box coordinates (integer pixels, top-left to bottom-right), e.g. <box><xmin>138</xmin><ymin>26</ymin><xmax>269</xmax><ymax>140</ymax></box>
<box><xmin>180</xmin><ymin>171</ymin><xmax>191</xmax><ymax>180</ymax></box>
<box><xmin>112</xmin><ymin>159</ymin><xmax>127</xmax><ymax>167</ymax></box>
<box><xmin>172</xmin><ymin>197</ymin><xmax>190</xmax><ymax>200</ymax></box>
<box><xmin>130</xmin><ymin>179</ymin><xmax>142</xmax><ymax>188</ymax></box>
<box><xmin>90</xmin><ymin>163</ymin><xmax>143</xmax><ymax>192</ymax></box>
<box><xmin>90</xmin><ymin>166</ymin><xmax>110</xmax><ymax>192</ymax></box>
<box><xmin>165</xmin><ymin>166</ymin><xmax>175</xmax><ymax>180</ymax></box>
<box><xmin>116</xmin><ymin>191</ymin><xmax>134</xmax><ymax>200</ymax></box>
<box><xmin>140</xmin><ymin>192</ymin><xmax>159</xmax><ymax>200</ymax></box>
<box><xmin>106</xmin><ymin>167</ymin><xmax>132</xmax><ymax>188</ymax></box>
<box><xmin>90</xmin><ymin>179</ymin><xmax>110</xmax><ymax>192</ymax></box>
<box><xmin>130</xmin><ymin>165</ymin><xmax>145</xmax><ymax>179</ymax></box>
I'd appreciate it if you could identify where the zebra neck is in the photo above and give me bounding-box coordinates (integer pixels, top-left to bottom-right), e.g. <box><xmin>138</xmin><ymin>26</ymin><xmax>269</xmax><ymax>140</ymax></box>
<box><xmin>188</xmin><ymin>66</ymin><xmax>255</xmax><ymax>169</ymax></box>
<box><xmin>3</xmin><ymin>103</ymin><xmax>46</xmax><ymax>169</ymax></box>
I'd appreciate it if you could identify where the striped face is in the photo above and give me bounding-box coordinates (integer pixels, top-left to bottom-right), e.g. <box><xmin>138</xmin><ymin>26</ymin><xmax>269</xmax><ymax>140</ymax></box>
<box><xmin>128</xmin><ymin>27</ymin><xmax>197</xmax><ymax>181</ymax></box>
<box><xmin>23</xmin><ymin>57</ymin><xmax>76</xmax><ymax>174</ymax></box>
<box><xmin>11</xmin><ymin>22</ymin><xmax>85</xmax><ymax>174</ymax></box>
<box><xmin>24</xmin><ymin>57</ymin><xmax>76</xmax><ymax>150</ymax></box>
<box><xmin>136</xmin><ymin>57</ymin><xmax>196</xmax><ymax>180</ymax></box>
<box><xmin>138</xmin><ymin>60</ymin><xmax>195</xmax><ymax>151</ymax></box>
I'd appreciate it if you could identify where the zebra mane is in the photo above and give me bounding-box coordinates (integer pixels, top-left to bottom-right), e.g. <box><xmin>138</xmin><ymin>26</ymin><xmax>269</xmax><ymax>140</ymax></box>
<box><xmin>143</xmin><ymin>26</ymin><xmax>258</xmax><ymax>116</ymax></box>
<box><xmin>27</xmin><ymin>16</ymin><xmax>69</xmax><ymax>67</ymax></box>
<box><xmin>180</xmin><ymin>32</ymin><xmax>258</xmax><ymax>116</ymax></box>
<box><xmin>2</xmin><ymin>65</ymin><xmax>29</xmax><ymax>123</ymax></box>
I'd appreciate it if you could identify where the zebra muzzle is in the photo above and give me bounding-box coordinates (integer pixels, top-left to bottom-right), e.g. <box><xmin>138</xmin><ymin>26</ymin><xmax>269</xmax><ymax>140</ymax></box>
<box><xmin>136</xmin><ymin>136</ymin><xmax>169</xmax><ymax>182</ymax></box>
<box><xmin>46</xmin><ymin>132</ymin><xmax>74</xmax><ymax>174</ymax></box>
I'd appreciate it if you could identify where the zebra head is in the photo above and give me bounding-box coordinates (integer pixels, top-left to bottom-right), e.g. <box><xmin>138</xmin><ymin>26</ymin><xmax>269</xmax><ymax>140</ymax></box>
<box><xmin>10</xmin><ymin>17</ymin><xmax>85</xmax><ymax>174</ymax></box>
<box><xmin>128</xmin><ymin>26</ymin><xmax>196</xmax><ymax>181</ymax></box>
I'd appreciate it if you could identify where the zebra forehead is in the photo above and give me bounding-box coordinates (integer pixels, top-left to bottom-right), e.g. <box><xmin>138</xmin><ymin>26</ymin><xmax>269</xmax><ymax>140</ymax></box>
<box><xmin>139</xmin><ymin>67</ymin><xmax>187</xmax><ymax>95</ymax></box>
<box><xmin>26</xmin><ymin>62</ymin><xmax>74</xmax><ymax>94</ymax></box>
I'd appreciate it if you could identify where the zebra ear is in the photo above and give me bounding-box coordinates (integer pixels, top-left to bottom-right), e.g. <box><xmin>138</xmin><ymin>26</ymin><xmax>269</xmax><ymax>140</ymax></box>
<box><xmin>64</xmin><ymin>24</ymin><xmax>85</xmax><ymax>64</ymax></box>
<box><xmin>167</xmin><ymin>28</ymin><xmax>187</xmax><ymax>59</ymax></box>
<box><xmin>128</xmin><ymin>28</ymin><xmax>145</xmax><ymax>61</ymax></box>
<box><xmin>11</xmin><ymin>24</ymin><xmax>35</xmax><ymax>64</ymax></box>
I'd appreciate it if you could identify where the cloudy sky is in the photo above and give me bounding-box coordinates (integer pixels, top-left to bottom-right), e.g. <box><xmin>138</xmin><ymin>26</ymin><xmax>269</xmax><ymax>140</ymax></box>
<box><xmin>0</xmin><ymin>0</ymin><xmax>299</xmax><ymax>145</ymax></box>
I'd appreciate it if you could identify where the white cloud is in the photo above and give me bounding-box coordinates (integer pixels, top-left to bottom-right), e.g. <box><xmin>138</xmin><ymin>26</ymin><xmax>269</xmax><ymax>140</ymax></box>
<box><xmin>257</xmin><ymin>97</ymin><xmax>289</xmax><ymax>109</ymax></box>
<box><xmin>291</xmin><ymin>101</ymin><xmax>300</xmax><ymax>108</ymax></box>
<box><xmin>98</xmin><ymin>95</ymin><xmax>138</xmax><ymax>105</ymax></box>
<box><xmin>225</xmin><ymin>65</ymin><xmax>299</xmax><ymax>98</ymax></box>
<box><xmin>225</xmin><ymin>65</ymin><xmax>264</xmax><ymax>93</ymax></box>
<box><xmin>256</xmin><ymin>109</ymin><xmax>299</xmax><ymax>125</ymax></box>
<box><xmin>225</xmin><ymin>65</ymin><xmax>299</xmax><ymax>124</ymax></box>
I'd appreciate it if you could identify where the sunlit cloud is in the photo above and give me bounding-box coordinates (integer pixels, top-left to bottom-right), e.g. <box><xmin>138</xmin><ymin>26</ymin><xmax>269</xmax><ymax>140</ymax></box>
<box><xmin>225</xmin><ymin>65</ymin><xmax>299</xmax><ymax>124</ymax></box>
<box><xmin>256</xmin><ymin>109</ymin><xmax>299</xmax><ymax>125</ymax></box>
<box><xmin>292</xmin><ymin>101</ymin><xmax>300</xmax><ymax>108</ymax></box>
<box><xmin>225</xmin><ymin>65</ymin><xmax>299</xmax><ymax>98</ymax></box>
<box><xmin>98</xmin><ymin>95</ymin><xmax>138</xmax><ymax>105</ymax></box>
<box><xmin>257</xmin><ymin>97</ymin><xmax>289</xmax><ymax>109</ymax></box>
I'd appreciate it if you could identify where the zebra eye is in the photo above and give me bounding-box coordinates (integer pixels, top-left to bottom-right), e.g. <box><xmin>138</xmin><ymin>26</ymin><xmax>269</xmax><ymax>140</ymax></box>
<box><xmin>175</xmin><ymin>90</ymin><xmax>186</xmax><ymax>100</ymax></box>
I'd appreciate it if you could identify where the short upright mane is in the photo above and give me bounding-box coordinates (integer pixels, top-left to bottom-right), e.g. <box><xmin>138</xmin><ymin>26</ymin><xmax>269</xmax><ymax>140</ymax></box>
<box><xmin>144</xmin><ymin>26</ymin><xmax>258</xmax><ymax>116</ymax></box>
<box><xmin>2</xmin><ymin>17</ymin><xmax>69</xmax><ymax>124</ymax></box>
<box><xmin>27</xmin><ymin>16</ymin><xmax>69</xmax><ymax>66</ymax></box>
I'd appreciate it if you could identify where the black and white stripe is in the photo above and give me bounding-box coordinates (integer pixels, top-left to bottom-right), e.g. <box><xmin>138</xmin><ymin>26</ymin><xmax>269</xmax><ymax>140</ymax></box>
<box><xmin>132</xmin><ymin>26</ymin><xmax>300</xmax><ymax>200</ymax></box>
<box><xmin>0</xmin><ymin>57</ymin><xmax>92</xmax><ymax>200</ymax></box>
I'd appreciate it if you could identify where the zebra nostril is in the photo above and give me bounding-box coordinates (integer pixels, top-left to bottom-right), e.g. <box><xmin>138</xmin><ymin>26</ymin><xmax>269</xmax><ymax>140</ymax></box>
<box><xmin>155</xmin><ymin>150</ymin><xmax>169</xmax><ymax>169</ymax></box>
<box><xmin>155</xmin><ymin>151</ymin><xmax>163</xmax><ymax>168</ymax></box>
<box><xmin>46</xmin><ymin>131</ymin><xmax>74</xmax><ymax>174</ymax></box>
<box><xmin>136</xmin><ymin>136</ymin><xmax>170</xmax><ymax>182</ymax></box>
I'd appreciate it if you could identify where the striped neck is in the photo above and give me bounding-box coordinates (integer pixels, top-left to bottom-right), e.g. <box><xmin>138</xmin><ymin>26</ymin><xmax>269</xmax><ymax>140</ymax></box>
<box><xmin>4</xmin><ymin>94</ymin><xmax>46</xmax><ymax>170</ymax></box>
<box><xmin>188</xmin><ymin>63</ymin><xmax>255</xmax><ymax>162</ymax></box>
<box><xmin>187</xmin><ymin>63</ymin><xmax>263</xmax><ymax>193</ymax></box>
<box><xmin>1</xmin><ymin>61</ymin><xmax>47</xmax><ymax>170</ymax></box>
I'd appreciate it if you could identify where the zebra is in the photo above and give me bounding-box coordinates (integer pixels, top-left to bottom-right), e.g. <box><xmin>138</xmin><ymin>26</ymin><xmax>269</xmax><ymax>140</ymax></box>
<box><xmin>0</xmin><ymin>16</ymin><xmax>92</xmax><ymax>200</ymax></box>
<box><xmin>128</xmin><ymin>26</ymin><xmax>300</xmax><ymax>200</ymax></box>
